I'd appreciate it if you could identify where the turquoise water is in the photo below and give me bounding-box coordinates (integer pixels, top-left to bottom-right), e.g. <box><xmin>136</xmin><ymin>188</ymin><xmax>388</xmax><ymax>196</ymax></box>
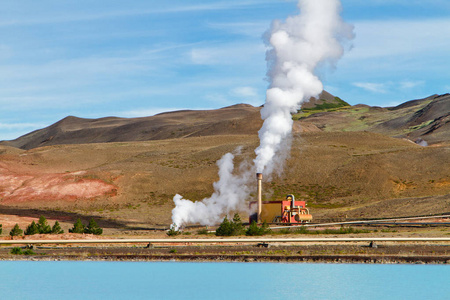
<box><xmin>0</xmin><ymin>261</ymin><xmax>448</xmax><ymax>299</ymax></box>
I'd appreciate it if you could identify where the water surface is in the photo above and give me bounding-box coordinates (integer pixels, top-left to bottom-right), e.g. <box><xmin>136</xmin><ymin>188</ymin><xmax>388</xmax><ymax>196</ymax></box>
<box><xmin>0</xmin><ymin>261</ymin><xmax>448</xmax><ymax>299</ymax></box>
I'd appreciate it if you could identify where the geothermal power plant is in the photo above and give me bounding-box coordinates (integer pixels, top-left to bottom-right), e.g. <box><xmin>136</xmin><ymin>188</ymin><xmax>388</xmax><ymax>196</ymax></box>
<box><xmin>251</xmin><ymin>173</ymin><xmax>313</xmax><ymax>224</ymax></box>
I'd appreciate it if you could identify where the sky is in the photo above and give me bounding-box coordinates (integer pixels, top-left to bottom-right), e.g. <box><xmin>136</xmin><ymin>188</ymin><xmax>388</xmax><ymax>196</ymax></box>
<box><xmin>1</xmin><ymin>0</ymin><xmax>450</xmax><ymax>140</ymax></box>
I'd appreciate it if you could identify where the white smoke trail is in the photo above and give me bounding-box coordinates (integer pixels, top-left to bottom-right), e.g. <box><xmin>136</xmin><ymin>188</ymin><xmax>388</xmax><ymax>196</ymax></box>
<box><xmin>255</xmin><ymin>0</ymin><xmax>354</xmax><ymax>175</ymax></box>
<box><xmin>171</xmin><ymin>0</ymin><xmax>353</xmax><ymax>228</ymax></box>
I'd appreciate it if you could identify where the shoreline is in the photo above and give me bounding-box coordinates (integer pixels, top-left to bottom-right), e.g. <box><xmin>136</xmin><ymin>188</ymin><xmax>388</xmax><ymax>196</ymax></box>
<box><xmin>1</xmin><ymin>243</ymin><xmax>449</xmax><ymax>264</ymax></box>
<box><xmin>2</xmin><ymin>254</ymin><xmax>449</xmax><ymax>264</ymax></box>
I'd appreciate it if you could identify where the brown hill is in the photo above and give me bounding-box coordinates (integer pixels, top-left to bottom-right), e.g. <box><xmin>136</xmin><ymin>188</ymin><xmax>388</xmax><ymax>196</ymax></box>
<box><xmin>297</xmin><ymin>93</ymin><xmax>450</xmax><ymax>145</ymax></box>
<box><xmin>0</xmin><ymin>91</ymin><xmax>345</xmax><ymax>150</ymax></box>
<box><xmin>1</xmin><ymin>104</ymin><xmax>263</xmax><ymax>150</ymax></box>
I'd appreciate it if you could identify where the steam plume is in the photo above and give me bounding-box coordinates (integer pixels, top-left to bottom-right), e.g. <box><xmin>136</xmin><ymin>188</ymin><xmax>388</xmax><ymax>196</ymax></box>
<box><xmin>171</xmin><ymin>0</ymin><xmax>353</xmax><ymax>228</ymax></box>
<box><xmin>171</xmin><ymin>150</ymin><xmax>252</xmax><ymax>227</ymax></box>
<box><xmin>255</xmin><ymin>0</ymin><xmax>354</xmax><ymax>175</ymax></box>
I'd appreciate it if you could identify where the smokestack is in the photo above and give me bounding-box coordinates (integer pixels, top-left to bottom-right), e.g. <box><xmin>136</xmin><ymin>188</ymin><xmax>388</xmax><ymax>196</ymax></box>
<box><xmin>256</xmin><ymin>173</ymin><xmax>263</xmax><ymax>222</ymax></box>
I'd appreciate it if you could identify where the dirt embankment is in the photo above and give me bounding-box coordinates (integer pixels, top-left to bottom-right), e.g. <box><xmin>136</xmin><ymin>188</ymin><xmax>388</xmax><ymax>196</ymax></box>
<box><xmin>1</xmin><ymin>242</ymin><xmax>449</xmax><ymax>264</ymax></box>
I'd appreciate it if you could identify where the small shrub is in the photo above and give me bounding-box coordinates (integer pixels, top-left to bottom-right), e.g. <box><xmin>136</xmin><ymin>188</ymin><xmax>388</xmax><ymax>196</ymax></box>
<box><xmin>169</xmin><ymin>249</ymin><xmax>178</xmax><ymax>253</ymax></box>
<box><xmin>231</xmin><ymin>213</ymin><xmax>245</xmax><ymax>235</ymax></box>
<box><xmin>10</xmin><ymin>247</ymin><xmax>35</xmax><ymax>255</ymax></box>
<box><xmin>85</xmin><ymin>219</ymin><xmax>103</xmax><ymax>235</ymax></box>
<box><xmin>24</xmin><ymin>221</ymin><xmax>39</xmax><ymax>236</ymax></box>
<box><xmin>10</xmin><ymin>247</ymin><xmax>23</xmax><ymax>255</ymax></box>
<box><xmin>167</xmin><ymin>225</ymin><xmax>181</xmax><ymax>236</ymax></box>
<box><xmin>215</xmin><ymin>216</ymin><xmax>232</xmax><ymax>236</ymax></box>
<box><xmin>215</xmin><ymin>214</ymin><xmax>245</xmax><ymax>236</ymax></box>
<box><xmin>10</xmin><ymin>224</ymin><xmax>23</xmax><ymax>237</ymax></box>
<box><xmin>0</xmin><ymin>224</ymin><xmax>2</xmax><ymax>235</ymax></box>
<box><xmin>51</xmin><ymin>221</ymin><xmax>64</xmax><ymax>234</ymax></box>
<box><xmin>69</xmin><ymin>219</ymin><xmax>85</xmax><ymax>234</ymax></box>
<box><xmin>246</xmin><ymin>221</ymin><xmax>271</xmax><ymax>236</ymax></box>
<box><xmin>22</xmin><ymin>249</ymin><xmax>35</xmax><ymax>255</ymax></box>
<box><xmin>197</xmin><ymin>228</ymin><xmax>209</xmax><ymax>235</ymax></box>
<box><xmin>37</xmin><ymin>216</ymin><xmax>52</xmax><ymax>234</ymax></box>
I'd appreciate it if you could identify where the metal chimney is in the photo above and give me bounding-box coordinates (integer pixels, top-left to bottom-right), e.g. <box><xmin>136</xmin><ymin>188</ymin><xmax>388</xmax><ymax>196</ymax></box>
<box><xmin>256</xmin><ymin>173</ymin><xmax>263</xmax><ymax>222</ymax></box>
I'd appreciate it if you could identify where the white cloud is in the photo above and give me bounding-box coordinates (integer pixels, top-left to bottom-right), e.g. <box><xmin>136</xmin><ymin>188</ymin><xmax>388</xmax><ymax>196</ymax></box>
<box><xmin>346</xmin><ymin>18</ymin><xmax>450</xmax><ymax>61</ymax></box>
<box><xmin>400</xmin><ymin>80</ymin><xmax>425</xmax><ymax>89</ymax></box>
<box><xmin>119</xmin><ymin>107</ymin><xmax>199</xmax><ymax>118</ymax></box>
<box><xmin>231</xmin><ymin>86</ymin><xmax>258</xmax><ymax>98</ymax></box>
<box><xmin>352</xmin><ymin>82</ymin><xmax>388</xmax><ymax>93</ymax></box>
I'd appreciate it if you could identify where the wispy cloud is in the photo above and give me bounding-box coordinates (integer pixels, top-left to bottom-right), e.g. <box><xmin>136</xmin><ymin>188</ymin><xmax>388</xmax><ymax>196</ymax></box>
<box><xmin>352</xmin><ymin>82</ymin><xmax>388</xmax><ymax>93</ymax></box>
<box><xmin>0</xmin><ymin>1</ymin><xmax>276</xmax><ymax>27</ymax></box>
<box><xmin>400</xmin><ymin>80</ymin><xmax>425</xmax><ymax>89</ymax></box>
<box><xmin>118</xmin><ymin>107</ymin><xmax>197</xmax><ymax>118</ymax></box>
<box><xmin>189</xmin><ymin>42</ymin><xmax>265</xmax><ymax>65</ymax></box>
<box><xmin>0</xmin><ymin>122</ymin><xmax>44</xmax><ymax>130</ymax></box>
<box><xmin>207</xmin><ymin>21</ymin><xmax>269</xmax><ymax>37</ymax></box>
<box><xmin>231</xmin><ymin>86</ymin><xmax>259</xmax><ymax>98</ymax></box>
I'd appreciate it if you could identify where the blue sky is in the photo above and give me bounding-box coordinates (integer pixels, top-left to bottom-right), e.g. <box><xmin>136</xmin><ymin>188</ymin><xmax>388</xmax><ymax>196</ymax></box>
<box><xmin>1</xmin><ymin>0</ymin><xmax>450</xmax><ymax>140</ymax></box>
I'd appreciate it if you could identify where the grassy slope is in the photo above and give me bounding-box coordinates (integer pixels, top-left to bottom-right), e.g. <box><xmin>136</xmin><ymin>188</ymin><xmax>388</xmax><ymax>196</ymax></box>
<box><xmin>295</xmin><ymin>94</ymin><xmax>449</xmax><ymax>145</ymax></box>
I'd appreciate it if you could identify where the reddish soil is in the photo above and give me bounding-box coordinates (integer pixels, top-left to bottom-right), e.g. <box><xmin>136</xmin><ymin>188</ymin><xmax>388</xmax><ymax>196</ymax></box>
<box><xmin>0</xmin><ymin>163</ymin><xmax>117</xmax><ymax>204</ymax></box>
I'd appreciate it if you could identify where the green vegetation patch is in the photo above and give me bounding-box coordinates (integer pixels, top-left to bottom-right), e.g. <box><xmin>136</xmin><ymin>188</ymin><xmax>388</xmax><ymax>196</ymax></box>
<box><xmin>216</xmin><ymin>214</ymin><xmax>245</xmax><ymax>236</ymax></box>
<box><xmin>293</xmin><ymin>97</ymin><xmax>351</xmax><ymax>120</ymax></box>
<box><xmin>10</xmin><ymin>247</ymin><xmax>36</xmax><ymax>255</ymax></box>
<box><xmin>302</xmin><ymin>97</ymin><xmax>350</xmax><ymax>111</ymax></box>
<box><xmin>10</xmin><ymin>224</ymin><xmax>23</xmax><ymax>237</ymax></box>
<box><xmin>405</xmin><ymin>120</ymin><xmax>434</xmax><ymax>133</ymax></box>
<box><xmin>69</xmin><ymin>218</ymin><xmax>103</xmax><ymax>235</ymax></box>
<box><xmin>245</xmin><ymin>221</ymin><xmax>271</xmax><ymax>236</ymax></box>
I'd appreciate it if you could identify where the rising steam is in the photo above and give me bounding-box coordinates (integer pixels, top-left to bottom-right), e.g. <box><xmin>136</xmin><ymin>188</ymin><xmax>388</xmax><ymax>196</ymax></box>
<box><xmin>171</xmin><ymin>0</ymin><xmax>353</xmax><ymax>228</ymax></box>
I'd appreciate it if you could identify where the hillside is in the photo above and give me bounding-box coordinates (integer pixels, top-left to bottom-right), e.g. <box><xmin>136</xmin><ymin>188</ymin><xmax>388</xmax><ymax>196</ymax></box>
<box><xmin>0</xmin><ymin>104</ymin><xmax>262</xmax><ymax>150</ymax></box>
<box><xmin>296</xmin><ymin>93</ymin><xmax>450</xmax><ymax>145</ymax></box>
<box><xmin>0</xmin><ymin>91</ymin><xmax>345</xmax><ymax>150</ymax></box>
<box><xmin>0</xmin><ymin>93</ymin><xmax>449</xmax><ymax>233</ymax></box>
<box><xmin>0</xmin><ymin>132</ymin><xmax>448</xmax><ymax>232</ymax></box>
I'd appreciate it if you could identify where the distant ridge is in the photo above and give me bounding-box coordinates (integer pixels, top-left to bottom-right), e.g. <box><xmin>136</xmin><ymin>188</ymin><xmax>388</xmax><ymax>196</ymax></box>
<box><xmin>0</xmin><ymin>104</ymin><xmax>263</xmax><ymax>150</ymax></box>
<box><xmin>2</xmin><ymin>92</ymin><xmax>448</xmax><ymax>150</ymax></box>
<box><xmin>0</xmin><ymin>91</ymin><xmax>343</xmax><ymax>150</ymax></box>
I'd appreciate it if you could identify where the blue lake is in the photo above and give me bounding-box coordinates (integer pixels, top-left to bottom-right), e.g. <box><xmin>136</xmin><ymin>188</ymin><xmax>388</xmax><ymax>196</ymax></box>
<box><xmin>0</xmin><ymin>261</ymin><xmax>448</xmax><ymax>299</ymax></box>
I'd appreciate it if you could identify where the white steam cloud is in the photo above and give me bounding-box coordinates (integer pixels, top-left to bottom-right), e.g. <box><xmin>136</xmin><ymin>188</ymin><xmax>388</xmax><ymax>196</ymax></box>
<box><xmin>171</xmin><ymin>150</ymin><xmax>253</xmax><ymax>227</ymax></box>
<box><xmin>171</xmin><ymin>0</ymin><xmax>353</xmax><ymax>228</ymax></box>
<box><xmin>255</xmin><ymin>0</ymin><xmax>354</xmax><ymax>175</ymax></box>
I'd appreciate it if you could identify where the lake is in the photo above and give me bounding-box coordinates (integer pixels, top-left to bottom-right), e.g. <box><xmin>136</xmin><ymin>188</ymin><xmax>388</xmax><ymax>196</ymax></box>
<box><xmin>0</xmin><ymin>261</ymin><xmax>448</xmax><ymax>299</ymax></box>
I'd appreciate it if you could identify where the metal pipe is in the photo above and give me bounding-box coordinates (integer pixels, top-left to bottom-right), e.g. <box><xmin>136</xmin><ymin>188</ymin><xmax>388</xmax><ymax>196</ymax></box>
<box><xmin>257</xmin><ymin>173</ymin><xmax>263</xmax><ymax>223</ymax></box>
